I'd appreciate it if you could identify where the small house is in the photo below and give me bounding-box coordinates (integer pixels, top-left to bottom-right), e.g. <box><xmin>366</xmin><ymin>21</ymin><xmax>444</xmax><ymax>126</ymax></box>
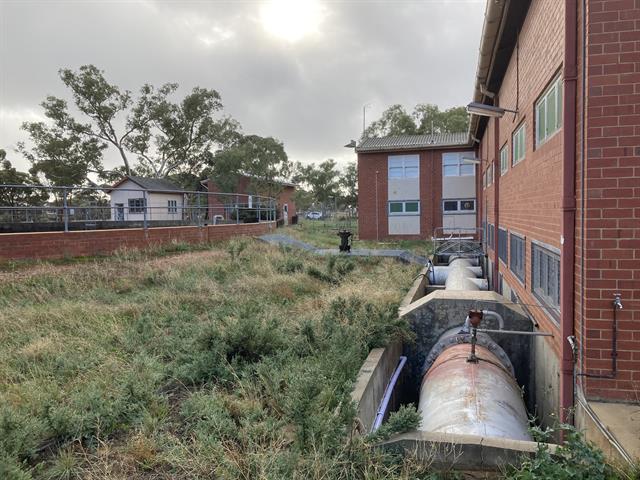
<box><xmin>107</xmin><ymin>176</ymin><xmax>186</xmax><ymax>222</ymax></box>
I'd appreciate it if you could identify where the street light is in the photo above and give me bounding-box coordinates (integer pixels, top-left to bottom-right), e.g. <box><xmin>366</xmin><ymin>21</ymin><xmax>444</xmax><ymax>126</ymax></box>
<box><xmin>462</xmin><ymin>157</ymin><xmax>481</xmax><ymax>165</ymax></box>
<box><xmin>467</xmin><ymin>102</ymin><xmax>518</xmax><ymax>118</ymax></box>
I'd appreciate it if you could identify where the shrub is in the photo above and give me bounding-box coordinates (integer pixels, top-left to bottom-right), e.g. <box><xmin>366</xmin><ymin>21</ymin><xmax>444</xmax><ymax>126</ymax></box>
<box><xmin>506</xmin><ymin>424</ymin><xmax>617</xmax><ymax>480</ymax></box>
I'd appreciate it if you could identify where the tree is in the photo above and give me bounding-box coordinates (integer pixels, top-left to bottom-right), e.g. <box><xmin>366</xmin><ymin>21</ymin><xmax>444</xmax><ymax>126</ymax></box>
<box><xmin>362</xmin><ymin>103</ymin><xmax>469</xmax><ymax>140</ymax></box>
<box><xmin>20</xmin><ymin>65</ymin><xmax>240</xmax><ymax>184</ymax></box>
<box><xmin>125</xmin><ymin>84</ymin><xmax>240</xmax><ymax>178</ymax></box>
<box><xmin>339</xmin><ymin>162</ymin><xmax>357</xmax><ymax>208</ymax></box>
<box><xmin>208</xmin><ymin>134</ymin><xmax>290</xmax><ymax>198</ymax></box>
<box><xmin>292</xmin><ymin>159</ymin><xmax>341</xmax><ymax>210</ymax></box>
<box><xmin>18</xmin><ymin>97</ymin><xmax>106</xmax><ymax>186</ymax></box>
<box><xmin>0</xmin><ymin>149</ymin><xmax>48</xmax><ymax>206</ymax></box>
<box><xmin>362</xmin><ymin>104</ymin><xmax>417</xmax><ymax>139</ymax></box>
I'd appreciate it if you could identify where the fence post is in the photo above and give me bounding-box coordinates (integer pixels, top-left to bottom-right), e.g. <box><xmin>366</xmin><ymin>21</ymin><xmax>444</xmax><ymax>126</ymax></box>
<box><xmin>236</xmin><ymin>195</ymin><xmax>239</xmax><ymax>224</ymax></box>
<box><xmin>143</xmin><ymin>190</ymin><xmax>148</xmax><ymax>230</ymax></box>
<box><xmin>63</xmin><ymin>188</ymin><xmax>69</xmax><ymax>232</ymax></box>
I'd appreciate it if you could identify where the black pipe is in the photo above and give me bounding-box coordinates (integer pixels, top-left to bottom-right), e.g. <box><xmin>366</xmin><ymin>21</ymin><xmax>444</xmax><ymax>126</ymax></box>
<box><xmin>577</xmin><ymin>297</ymin><xmax>619</xmax><ymax>379</ymax></box>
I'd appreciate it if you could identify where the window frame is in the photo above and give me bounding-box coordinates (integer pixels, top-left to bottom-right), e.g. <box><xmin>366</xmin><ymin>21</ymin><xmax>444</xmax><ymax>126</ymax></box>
<box><xmin>498</xmin><ymin>227</ymin><xmax>508</xmax><ymax>264</ymax></box>
<box><xmin>535</xmin><ymin>75</ymin><xmax>563</xmax><ymax>147</ymax></box>
<box><xmin>128</xmin><ymin>197</ymin><xmax>146</xmax><ymax>214</ymax></box>
<box><xmin>509</xmin><ymin>232</ymin><xmax>525</xmax><ymax>283</ymax></box>
<box><xmin>442</xmin><ymin>198</ymin><xmax>476</xmax><ymax>214</ymax></box>
<box><xmin>531</xmin><ymin>240</ymin><xmax>561</xmax><ymax>320</ymax></box>
<box><xmin>388</xmin><ymin>155</ymin><xmax>420</xmax><ymax>180</ymax></box>
<box><xmin>512</xmin><ymin>123</ymin><xmax>526</xmax><ymax>166</ymax></box>
<box><xmin>487</xmin><ymin>223</ymin><xmax>495</xmax><ymax>250</ymax></box>
<box><xmin>442</xmin><ymin>152</ymin><xmax>475</xmax><ymax>177</ymax></box>
<box><xmin>168</xmin><ymin>199</ymin><xmax>178</xmax><ymax>214</ymax></box>
<box><xmin>500</xmin><ymin>144</ymin><xmax>509</xmax><ymax>175</ymax></box>
<box><xmin>388</xmin><ymin>200</ymin><xmax>421</xmax><ymax>216</ymax></box>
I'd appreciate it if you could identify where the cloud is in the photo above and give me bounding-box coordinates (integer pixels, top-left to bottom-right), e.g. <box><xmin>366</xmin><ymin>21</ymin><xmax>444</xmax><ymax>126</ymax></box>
<box><xmin>0</xmin><ymin>0</ymin><xmax>485</xmax><ymax>172</ymax></box>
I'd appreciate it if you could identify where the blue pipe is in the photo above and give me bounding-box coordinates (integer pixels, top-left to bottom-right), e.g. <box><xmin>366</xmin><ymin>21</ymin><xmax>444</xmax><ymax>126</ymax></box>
<box><xmin>371</xmin><ymin>356</ymin><xmax>407</xmax><ymax>432</ymax></box>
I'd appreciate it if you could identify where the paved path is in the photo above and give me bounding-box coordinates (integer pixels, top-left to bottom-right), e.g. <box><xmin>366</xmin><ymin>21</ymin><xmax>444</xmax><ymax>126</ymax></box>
<box><xmin>259</xmin><ymin>233</ymin><xmax>429</xmax><ymax>266</ymax></box>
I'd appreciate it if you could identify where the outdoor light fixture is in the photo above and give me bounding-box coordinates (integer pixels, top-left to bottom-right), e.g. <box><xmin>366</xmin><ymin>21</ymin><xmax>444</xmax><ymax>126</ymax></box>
<box><xmin>467</xmin><ymin>102</ymin><xmax>518</xmax><ymax>118</ymax></box>
<box><xmin>462</xmin><ymin>157</ymin><xmax>481</xmax><ymax>165</ymax></box>
<box><xmin>344</xmin><ymin>140</ymin><xmax>357</xmax><ymax>148</ymax></box>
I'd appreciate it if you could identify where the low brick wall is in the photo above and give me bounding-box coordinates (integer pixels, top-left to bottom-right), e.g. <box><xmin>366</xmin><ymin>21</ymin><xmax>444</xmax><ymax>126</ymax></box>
<box><xmin>0</xmin><ymin>222</ymin><xmax>276</xmax><ymax>261</ymax></box>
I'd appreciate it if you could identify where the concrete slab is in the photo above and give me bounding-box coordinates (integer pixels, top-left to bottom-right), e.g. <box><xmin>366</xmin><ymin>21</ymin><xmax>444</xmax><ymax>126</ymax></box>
<box><xmin>380</xmin><ymin>430</ymin><xmax>557</xmax><ymax>473</ymax></box>
<box><xmin>258</xmin><ymin>233</ymin><xmax>430</xmax><ymax>265</ymax></box>
<box><xmin>590</xmin><ymin>401</ymin><xmax>640</xmax><ymax>460</ymax></box>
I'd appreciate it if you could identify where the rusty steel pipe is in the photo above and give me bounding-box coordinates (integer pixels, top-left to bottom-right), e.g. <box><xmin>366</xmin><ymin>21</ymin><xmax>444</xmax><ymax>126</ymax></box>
<box><xmin>418</xmin><ymin>343</ymin><xmax>531</xmax><ymax>441</ymax></box>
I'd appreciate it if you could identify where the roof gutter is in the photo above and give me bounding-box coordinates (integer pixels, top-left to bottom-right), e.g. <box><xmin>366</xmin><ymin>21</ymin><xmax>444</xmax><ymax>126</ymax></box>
<box><xmin>468</xmin><ymin>0</ymin><xmax>510</xmax><ymax>139</ymax></box>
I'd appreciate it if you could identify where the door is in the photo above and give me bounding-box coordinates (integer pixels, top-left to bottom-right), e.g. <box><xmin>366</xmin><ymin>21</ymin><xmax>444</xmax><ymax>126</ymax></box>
<box><xmin>283</xmin><ymin>204</ymin><xmax>289</xmax><ymax>225</ymax></box>
<box><xmin>115</xmin><ymin>203</ymin><xmax>125</xmax><ymax>221</ymax></box>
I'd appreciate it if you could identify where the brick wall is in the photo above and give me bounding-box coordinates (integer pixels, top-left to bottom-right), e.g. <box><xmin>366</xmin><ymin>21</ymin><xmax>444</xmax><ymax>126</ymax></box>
<box><xmin>479</xmin><ymin>0</ymin><xmax>566</xmax><ymax>356</ymax></box>
<box><xmin>0</xmin><ymin>222</ymin><xmax>276</xmax><ymax>261</ymax></box>
<box><xmin>479</xmin><ymin>0</ymin><xmax>640</xmax><ymax>402</ymax></box>
<box><xmin>579</xmin><ymin>0</ymin><xmax>640</xmax><ymax>401</ymax></box>
<box><xmin>358</xmin><ymin>148</ymin><xmax>459</xmax><ymax>240</ymax></box>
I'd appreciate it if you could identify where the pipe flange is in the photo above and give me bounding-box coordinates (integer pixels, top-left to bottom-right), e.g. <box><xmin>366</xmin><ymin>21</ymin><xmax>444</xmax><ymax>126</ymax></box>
<box><xmin>421</xmin><ymin>332</ymin><xmax>514</xmax><ymax>377</ymax></box>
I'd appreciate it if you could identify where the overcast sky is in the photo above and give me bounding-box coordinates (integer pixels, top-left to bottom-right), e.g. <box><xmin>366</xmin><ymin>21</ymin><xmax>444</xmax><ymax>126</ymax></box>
<box><xmin>0</xmin><ymin>0</ymin><xmax>485</xmax><ymax>173</ymax></box>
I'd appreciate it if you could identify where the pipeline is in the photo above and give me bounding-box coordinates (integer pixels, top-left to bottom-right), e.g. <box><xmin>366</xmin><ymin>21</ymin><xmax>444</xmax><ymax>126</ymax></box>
<box><xmin>417</xmin><ymin>322</ymin><xmax>531</xmax><ymax>442</ymax></box>
<box><xmin>443</xmin><ymin>258</ymin><xmax>488</xmax><ymax>291</ymax></box>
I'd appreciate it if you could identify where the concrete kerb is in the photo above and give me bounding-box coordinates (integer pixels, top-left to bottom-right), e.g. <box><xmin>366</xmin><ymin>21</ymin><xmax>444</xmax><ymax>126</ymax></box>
<box><xmin>378</xmin><ymin>430</ymin><xmax>558</xmax><ymax>472</ymax></box>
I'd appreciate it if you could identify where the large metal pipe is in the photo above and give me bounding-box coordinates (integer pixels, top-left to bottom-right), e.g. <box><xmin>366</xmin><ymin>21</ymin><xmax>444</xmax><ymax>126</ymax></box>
<box><xmin>418</xmin><ymin>343</ymin><xmax>531</xmax><ymax>441</ymax></box>
<box><xmin>444</xmin><ymin>258</ymin><xmax>488</xmax><ymax>291</ymax></box>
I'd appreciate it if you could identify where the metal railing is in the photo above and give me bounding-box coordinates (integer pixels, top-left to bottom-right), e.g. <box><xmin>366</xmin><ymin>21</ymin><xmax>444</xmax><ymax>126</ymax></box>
<box><xmin>0</xmin><ymin>184</ymin><xmax>278</xmax><ymax>233</ymax></box>
<box><xmin>432</xmin><ymin>227</ymin><xmax>484</xmax><ymax>259</ymax></box>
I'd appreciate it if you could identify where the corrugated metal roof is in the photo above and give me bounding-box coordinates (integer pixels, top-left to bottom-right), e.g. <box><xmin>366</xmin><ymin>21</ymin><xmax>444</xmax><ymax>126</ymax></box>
<box><xmin>110</xmin><ymin>176</ymin><xmax>184</xmax><ymax>192</ymax></box>
<box><xmin>356</xmin><ymin>132</ymin><xmax>471</xmax><ymax>152</ymax></box>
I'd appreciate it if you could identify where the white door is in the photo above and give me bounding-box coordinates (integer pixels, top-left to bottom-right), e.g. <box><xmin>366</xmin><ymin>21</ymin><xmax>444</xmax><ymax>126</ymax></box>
<box><xmin>115</xmin><ymin>203</ymin><xmax>125</xmax><ymax>221</ymax></box>
<box><xmin>283</xmin><ymin>204</ymin><xmax>289</xmax><ymax>225</ymax></box>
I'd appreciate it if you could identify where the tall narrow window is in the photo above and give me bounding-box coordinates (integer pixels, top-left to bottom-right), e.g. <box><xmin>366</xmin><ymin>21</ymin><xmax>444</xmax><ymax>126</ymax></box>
<box><xmin>498</xmin><ymin>227</ymin><xmax>508</xmax><ymax>263</ymax></box>
<box><xmin>500</xmin><ymin>145</ymin><xmax>508</xmax><ymax>175</ymax></box>
<box><xmin>510</xmin><ymin>233</ymin><xmax>525</xmax><ymax>282</ymax></box>
<box><xmin>535</xmin><ymin>75</ymin><xmax>563</xmax><ymax>146</ymax></box>
<box><xmin>512</xmin><ymin>124</ymin><xmax>526</xmax><ymax>166</ymax></box>
<box><xmin>532</xmin><ymin>243</ymin><xmax>560</xmax><ymax>317</ymax></box>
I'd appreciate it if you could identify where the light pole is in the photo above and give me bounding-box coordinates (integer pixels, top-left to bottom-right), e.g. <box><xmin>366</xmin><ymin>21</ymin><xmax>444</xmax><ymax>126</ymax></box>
<box><xmin>363</xmin><ymin>103</ymin><xmax>371</xmax><ymax>136</ymax></box>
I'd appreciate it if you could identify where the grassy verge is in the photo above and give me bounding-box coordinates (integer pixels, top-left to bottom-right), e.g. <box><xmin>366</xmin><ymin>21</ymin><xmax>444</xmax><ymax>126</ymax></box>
<box><xmin>283</xmin><ymin>220</ymin><xmax>434</xmax><ymax>257</ymax></box>
<box><xmin>1</xmin><ymin>238</ymin><xmax>429</xmax><ymax>479</ymax></box>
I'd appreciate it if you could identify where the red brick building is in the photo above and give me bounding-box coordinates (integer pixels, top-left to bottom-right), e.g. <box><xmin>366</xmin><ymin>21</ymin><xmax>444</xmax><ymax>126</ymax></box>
<box><xmin>471</xmin><ymin>0</ymin><xmax>640</xmax><ymax>457</ymax></box>
<box><xmin>356</xmin><ymin>134</ymin><xmax>476</xmax><ymax>240</ymax></box>
<box><xmin>202</xmin><ymin>176</ymin><xmax>297</xmax><ymax>225</ymax></box>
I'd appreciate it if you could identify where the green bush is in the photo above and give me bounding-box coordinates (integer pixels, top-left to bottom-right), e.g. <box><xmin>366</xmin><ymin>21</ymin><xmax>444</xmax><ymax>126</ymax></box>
<box><xmin>506</xmin><ymin>424</ymin><xmax>617</xmax><ymax>480</ymax></box>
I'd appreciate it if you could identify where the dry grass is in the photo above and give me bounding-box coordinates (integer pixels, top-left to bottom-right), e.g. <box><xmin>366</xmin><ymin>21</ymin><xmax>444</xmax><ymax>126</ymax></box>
<box><xmin>0</xmin><ymin>238</ymin><xmax>426</xmax><ymax>479</ymax></box>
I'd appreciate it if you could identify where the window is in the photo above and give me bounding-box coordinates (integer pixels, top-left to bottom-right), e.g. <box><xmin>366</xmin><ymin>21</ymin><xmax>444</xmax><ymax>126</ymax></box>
<box><xmin>500</xmin><ymin>145</ymin><xmax>508</xmax><ymax>175</ymax></box>
<box><xmin>388</xmin><ymin>155</ymin><xmax>419</xmax><ymax>179</ymax></box>
<box><xmin>512</xmin><ymin>124</ymin><xmax>526</xmax><ymax>165</ymax></box>
<box><xmin>487</xmin><ymin>163</ymin><xmax>494</xmax><ymax>186</ymax></box>
<box><xmin>442</xmin><ymin>198</ymin><xmax>476</xmax><ymax>214</ymax></box>
<box><xmin>532</xmin><ymin>243</ymin><xmax>560</xmax><ymax>315</ymax></box>
<box><xmin>498</xmin><ymin>228</ymin><xmax>508</xmax><ymax>263</ymax></box>
<box><xmin>536</xmin><ymin>75</ymin><xmax>563</xmax><ymax>147</ymax></box>
<box><xmin>482</xmin><ymin>220</ymin><xmax>487</xmax><ymax>246</ymax></box>
<box><xmin>128</xmin><ymin>198</ymin><xmax>146</xmax><ymax>214</ymax></box>
<box><xmin>510</xmin><ymin>233</ymin><xmax>525</xmax><ymax>282</ymax></box>
<box><xmin>443</xmin><ymin>152</ymin><xmax>475</xmax><ymax>177</ymax></box>
<box><xmin>388</xmin><ymin>200</ymin><xmax>420</xmax><ymax>215</ymax></box>
<box><xmin>168</xmin><ymin>199</ymin><xmax>178</xmax><ymax>214</ymax></box>
<box><xmin>487</xmin><ymin>223</ymin><xmax>495</xmax><ymax>250</ymax></box>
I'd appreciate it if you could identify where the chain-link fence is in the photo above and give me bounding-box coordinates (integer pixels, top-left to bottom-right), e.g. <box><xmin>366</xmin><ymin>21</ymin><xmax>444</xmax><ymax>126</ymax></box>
<box><xmin>0</xmin><ymin>184</ymin><xmax>277</xmax><ymax>233</ymax></box>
